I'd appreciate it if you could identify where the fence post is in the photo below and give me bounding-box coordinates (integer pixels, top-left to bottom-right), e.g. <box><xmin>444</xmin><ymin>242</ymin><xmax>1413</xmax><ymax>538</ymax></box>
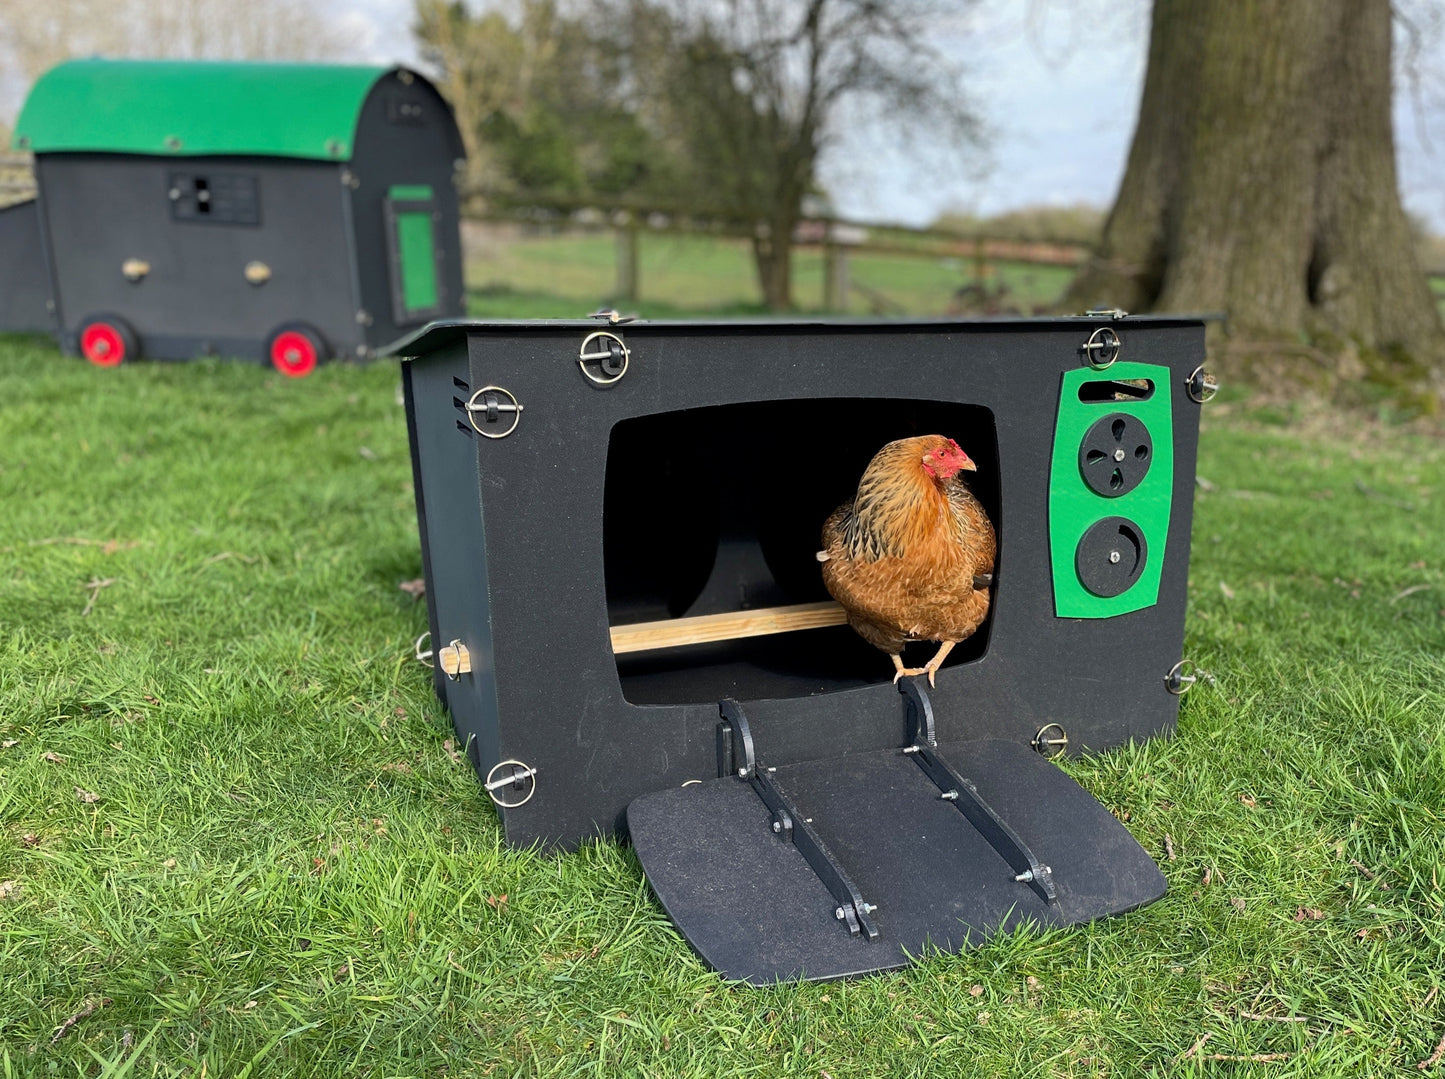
<box><xmin>823</xmin><ymin>239</ymin><xmax>849</xmax><ymax>312</ymax></box>
<box><xmin>615</xmin><ymin>217</ymin><xmax>639</xmax><ymax>303</ymax></box>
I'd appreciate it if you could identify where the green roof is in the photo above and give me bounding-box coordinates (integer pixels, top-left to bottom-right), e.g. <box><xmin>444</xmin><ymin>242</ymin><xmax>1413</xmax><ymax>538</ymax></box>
<box><xmin>13</xmin><ymin>59</ymin><xmax>394</xmax><ymax>161</ymax></box>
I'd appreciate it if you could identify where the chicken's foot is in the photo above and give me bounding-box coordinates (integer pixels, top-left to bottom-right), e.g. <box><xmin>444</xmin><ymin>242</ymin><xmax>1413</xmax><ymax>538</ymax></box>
<box><xmin>921</xmin><ymin>641</ymin><xmax>958</xmax><ymax>687</ymax></box>
<box><xmin>892</xmin><ymin>642</ymin><xmax>959</xmax><ymax>687</ymax></box>
<box><xmin>891</xmin><ymin>653</ymin><xmax>928</xmax><ymax>684</ymax></box>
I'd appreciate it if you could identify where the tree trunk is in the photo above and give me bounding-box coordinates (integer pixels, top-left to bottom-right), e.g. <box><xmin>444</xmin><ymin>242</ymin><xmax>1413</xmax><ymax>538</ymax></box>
<box><xmin>753</xmin><ymin>215</ymin><xmax>796</xmax><ymax>310</ymax></box>
<box><xmin>1067</xmin><ymin>0</ymin><xmax>1444</xmax><ymax>394</ymax></box>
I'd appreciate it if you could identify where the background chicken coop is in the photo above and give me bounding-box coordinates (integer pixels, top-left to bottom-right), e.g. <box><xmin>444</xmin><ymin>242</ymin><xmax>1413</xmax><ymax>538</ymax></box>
<box><xmin>1</xmin><ymin>59</ymin><xmax>465</xmax><ymax>375</ymax></box>
<box><xmin>393</xmin><ymin>315</ymin><xmax>1211</xmax><ymax>981</ymax></box>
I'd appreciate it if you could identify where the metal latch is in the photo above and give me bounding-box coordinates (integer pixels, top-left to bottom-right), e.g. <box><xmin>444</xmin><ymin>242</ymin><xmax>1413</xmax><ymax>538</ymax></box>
<box><xmin>484</xmin><ymin>759</ymin><xmax>537</xmax><ymax>808</ymax></box>
<box><xmin>464</xmin><ymin>386</ymin><xmax>523</xmax><ymax>438</ymax></box>
<box><xmin>578</xmin><ymin>331</ymin><xmax>630</xmax><ymax>386</ymax></box>
<box><xmin>1081</xmin><ymin>326</ymin><xmax>1121</xmax><ymax>368</ymax></box>
<box><xmin>438</xmin><ymin>639</ymin><xmax>471</xmax><ymax>679</ymax></box>
<box><xmin>1185</xmin><ymin>365</ymin><xmax>1219</xmax><ymax>403</ymax></box>
<box><xmin>1165</xmin><ymin>659</ymin><xmax>1209</xmax><ymax>694</ymax></box>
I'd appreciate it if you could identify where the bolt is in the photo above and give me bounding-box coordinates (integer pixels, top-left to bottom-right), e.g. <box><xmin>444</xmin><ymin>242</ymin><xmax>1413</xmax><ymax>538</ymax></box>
<box><xmin>1109</xmin><ymin>550</ymin><xmax>1121</xmax><ymax>564</ymax></box>
<box><xmin>835</xmin><ymin>907</ymin><xmax>846</xmax><ymax>920</ymax></box>
<box><xmin>940</xmin><ymin>790</ymin><xmax>958</xmax><ymax>801</ymax></box>
<box><xmin>771</xmin><ymin>821</ymin><xmax>781</xmax><ymax>833</ymax></box>
<box><xmin>860</xmin><ymin>903</ymin><xmax>877</xmax><ymax>914</ymax></box>
<box><xmin>1014</xmin><ymin>870</ymin><xmax>1034</xmax><ymax>883</ymax></box>
<box><xmin>1114</xmin><ymin>447</ymin><xmax>1126</xmax><ymax>461</ymax></box>
<box><xmin>738</xmin><ymin>767</ymin><xmax>748</xmax><ymax>778</ymax></box>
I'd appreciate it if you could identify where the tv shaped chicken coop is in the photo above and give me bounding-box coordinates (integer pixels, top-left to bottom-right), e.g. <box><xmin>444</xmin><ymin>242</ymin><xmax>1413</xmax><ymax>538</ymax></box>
<box><xmin>3</xmin><ymin>59</ymin><xmax>464</xmax><ymax>374</ymax></box>
<box><xmin>393</xmin><ymin>316</ymin><xmax>1212</xmax><ymax>982</ymax></box>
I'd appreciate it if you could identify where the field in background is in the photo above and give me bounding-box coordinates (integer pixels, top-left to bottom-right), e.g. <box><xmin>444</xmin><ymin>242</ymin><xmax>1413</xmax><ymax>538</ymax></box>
<box><xmin>462</xmin><ymin>223</ymin><xmax>1078</xmax><ymax>320</ymax></box>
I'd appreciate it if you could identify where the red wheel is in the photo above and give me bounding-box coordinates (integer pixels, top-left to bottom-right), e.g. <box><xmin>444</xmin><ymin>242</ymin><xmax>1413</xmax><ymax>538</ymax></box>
<box><xmin>79</xmin><ymin>318</ymin><xmax>135</xmax><ymax>367</ymax></box>
<box><xmin>268</xmin><ymin>326</ymin><xmax>324</xmax><ymax>378</ymax></box>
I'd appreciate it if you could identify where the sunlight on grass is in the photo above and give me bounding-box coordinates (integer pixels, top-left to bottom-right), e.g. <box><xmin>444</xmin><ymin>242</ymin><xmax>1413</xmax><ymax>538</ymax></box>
<box><xmin>1</xmin><ymin>335</ymin><xmax>1443</xmax><ymax>1076</ymax></box>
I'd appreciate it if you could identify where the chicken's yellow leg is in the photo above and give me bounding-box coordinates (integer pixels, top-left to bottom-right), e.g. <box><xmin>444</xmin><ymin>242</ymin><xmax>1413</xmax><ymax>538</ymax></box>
<box><xmin>921</xmin><ymin>640</ymin><xmax>958</xmax><ymax>687</ymax></box>
<box><xmin>892</xmin><ymin>653</ymin><xmax>929</xmax><ymax>684</ymax></box>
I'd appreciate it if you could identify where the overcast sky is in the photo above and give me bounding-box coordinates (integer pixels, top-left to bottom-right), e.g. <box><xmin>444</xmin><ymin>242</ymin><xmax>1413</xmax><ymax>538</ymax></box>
<box><xmin>330</xmin><ymin>0</ymin><xmax>1445</xmax><ymax>231</ymax></box>
<box><xmin>7</xmin><ymin>0</ymin><xmax>1443</xmax><ymax>230</ymax></box>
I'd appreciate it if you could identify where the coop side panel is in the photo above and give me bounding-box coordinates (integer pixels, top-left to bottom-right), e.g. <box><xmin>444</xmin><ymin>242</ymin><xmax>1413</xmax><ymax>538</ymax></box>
<box><xmin>347</xmin><ymin>72</ymin><xmax>465</xmax><ymax>352</ymax></box>
<box><xmin>403</xmin><ymin>345</ymin><xmax>501</xmax><ymax>775</ymax></box>
<box><xmin>37</xmin><ymin>154</ymin><xmax>362</xmax><ymax>361</ymax></box>
<box><xmin>0</xmin><ymin>199</ymin><xmax>55</xmax><ymax>333</ymax></box>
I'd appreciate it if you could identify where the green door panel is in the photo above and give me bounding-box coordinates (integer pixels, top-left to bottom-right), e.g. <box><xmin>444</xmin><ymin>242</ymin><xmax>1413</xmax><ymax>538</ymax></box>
<box><xmin>1048</xmin><ymin>362</ymin><xmax>1174</xmax><ymax>618</ymax></box>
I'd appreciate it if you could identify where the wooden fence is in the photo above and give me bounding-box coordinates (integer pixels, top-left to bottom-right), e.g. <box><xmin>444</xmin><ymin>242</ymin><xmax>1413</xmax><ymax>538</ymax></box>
<box><xmin>0</xmin><ymin>152</ymin><xmax>36</xmax><ymax>208</ymax></box>
<box><xmin>463</xmin><ymin>187</ymin><xmax>1094</xmax><ymax>311</ymax></box>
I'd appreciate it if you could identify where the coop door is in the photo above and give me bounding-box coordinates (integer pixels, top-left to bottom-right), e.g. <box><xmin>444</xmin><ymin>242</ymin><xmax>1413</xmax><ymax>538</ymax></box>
<box><xmin>628</xmin><ymin>728</ymin><xmax>1166</xmax><ymax>984</ymax></box>
<box><xmin>384</xmin><ymin>186</ymin><xmax>444</xmax><ymax>325</ymax></box>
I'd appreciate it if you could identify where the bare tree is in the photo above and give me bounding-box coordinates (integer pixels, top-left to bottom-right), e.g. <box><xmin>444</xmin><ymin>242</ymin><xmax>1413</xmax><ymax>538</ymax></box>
<box><xmin>0</xmin><ymin>0</ymin><xmax>359</xmax><ymax>122</ymax></box>
<box><xmin>1066</xmin><ymin>0</ymin><xmax>1444</xmax><ymax>395</ymax></box>
<box><xmin>412</xmin><ymin>1</ymin><xmax>559</xmax><ymax>196</ymax></box>
<box><xmin>619</xmin><ymin>0</ymin><xmax>982</xmax><ymax>310</ymax></box>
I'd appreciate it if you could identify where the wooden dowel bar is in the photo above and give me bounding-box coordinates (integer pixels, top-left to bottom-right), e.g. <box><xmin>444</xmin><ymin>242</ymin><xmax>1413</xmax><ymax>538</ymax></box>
<box><xmin>609</xmin><ymin>601</ymin><xmax>849</xmax><ymax>654</ymax></box>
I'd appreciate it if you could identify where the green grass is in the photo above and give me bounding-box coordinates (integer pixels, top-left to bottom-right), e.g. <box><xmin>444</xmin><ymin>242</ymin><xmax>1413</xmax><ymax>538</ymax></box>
<box><xmin>465</xmin><ymin>228</ymin><xmax>1074</xmax><ymax>318</ymax></box>
<box><xmin>2</xmin><ymin>334</ymin><xmax>1444</xmax><ymax>1077</ymax></box>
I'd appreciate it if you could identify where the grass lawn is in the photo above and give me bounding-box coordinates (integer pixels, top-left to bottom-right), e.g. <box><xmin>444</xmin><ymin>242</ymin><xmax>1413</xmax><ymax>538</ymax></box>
<box><xmin>2</xmin><ymin>332</ymin><xmax>1444</xmax><ymax>1077</ymax></box>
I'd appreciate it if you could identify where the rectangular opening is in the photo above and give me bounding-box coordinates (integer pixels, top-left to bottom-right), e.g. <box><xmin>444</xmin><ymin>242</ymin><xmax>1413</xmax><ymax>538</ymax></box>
<box><xmin>384</xmin><ymin>186</ymin><xmax>443</xmax><ymax>325</ymax></box>
<box><xmin>1077</xmin><ymin>377</ymin><xmax>1154</xmax><ymax>403</ymax></box>
<box><xmin>168</xmin><ymin>173</ymin><xmax>260</xmax><ymax>226</ymax></box>
<box><xmin>605</xmin><ymin>399</ymin><xmax>999</xmax><ymax>705</ymax></box>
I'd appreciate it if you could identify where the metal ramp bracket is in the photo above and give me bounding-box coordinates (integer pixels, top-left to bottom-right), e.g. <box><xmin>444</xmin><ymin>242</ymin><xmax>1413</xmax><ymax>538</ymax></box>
<box><xmin>719</xmin><ymin>700</ymin><xmax>879</xmax><ymax>939</ymax></box>
<box><xmin>898</xmin><ymin>680</ymin><xmax>1057</xmax><ymax>906</ymax></box>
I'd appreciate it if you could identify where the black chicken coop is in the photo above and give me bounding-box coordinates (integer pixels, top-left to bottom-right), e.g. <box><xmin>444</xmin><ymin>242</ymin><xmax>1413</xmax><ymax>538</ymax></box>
<box><xmin>2</xmin><ymin>59</ymin><xmax>465</xmax><ymax>375</ymax></box>
<box><xmin>391</xmin><ymin>315</ymin><xmax>1215</xmax><ymax>982</ymax></box>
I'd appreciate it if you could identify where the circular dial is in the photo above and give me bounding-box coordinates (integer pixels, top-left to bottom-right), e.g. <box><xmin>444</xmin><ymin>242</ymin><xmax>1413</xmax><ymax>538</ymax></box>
<box><xmin>1078</xmin><ymin>413</ymin><xmax>1153</xmax><ymax>497</ymax></box>
<box><xmin>1074</xmin><ymin>516</ymin><xmax>1148</xmax><ymax>598</ymax></box>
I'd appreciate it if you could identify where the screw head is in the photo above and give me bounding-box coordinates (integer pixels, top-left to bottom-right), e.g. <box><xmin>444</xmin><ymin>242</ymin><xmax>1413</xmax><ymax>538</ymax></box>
<box><xmin>771</xmin><ymin>821</ymin><xmax>781</xmax><ymax>833</ymax></box>
<box><xmin>834</xmin><ymin>907</ymin><xmax>846</xmax><ymax>920</ymax></box>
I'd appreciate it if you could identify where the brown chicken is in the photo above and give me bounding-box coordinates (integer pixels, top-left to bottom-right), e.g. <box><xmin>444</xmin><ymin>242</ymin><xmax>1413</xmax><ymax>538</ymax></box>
<box><xmin>818</xmin><ymin>435</ymin><xmax>996</xmax><ymax>686</ymax></box>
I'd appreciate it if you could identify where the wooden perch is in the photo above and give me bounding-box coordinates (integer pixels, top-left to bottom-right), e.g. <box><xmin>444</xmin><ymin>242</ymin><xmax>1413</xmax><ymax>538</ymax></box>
<box><xmin>609</xmin><ymin>601</ymin><xmax>849</xmax><ymax>654</ymax></box>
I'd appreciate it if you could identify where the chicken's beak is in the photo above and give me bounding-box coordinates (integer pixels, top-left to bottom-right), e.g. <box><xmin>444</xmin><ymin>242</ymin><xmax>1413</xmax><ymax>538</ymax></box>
<box><xmin>960</xmin><ymin>457</ymin><xmax>977</xmax><ymax>472</ymax></box>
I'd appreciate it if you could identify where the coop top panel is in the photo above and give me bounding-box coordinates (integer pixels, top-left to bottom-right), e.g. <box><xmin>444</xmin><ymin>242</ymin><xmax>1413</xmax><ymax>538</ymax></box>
<box><xmin>382</xmin><ymin>315</ymin><xmax>1208</xmax><ymax>359</ymax></box>
<box><xmin>14</xmin><ymin>60</ymin><xmax>401</xmax><ymax>161</ymax></box>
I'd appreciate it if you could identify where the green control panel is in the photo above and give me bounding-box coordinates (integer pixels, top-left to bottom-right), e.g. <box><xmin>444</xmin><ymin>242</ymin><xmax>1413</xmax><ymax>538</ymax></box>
<box><xmin>1049</xmin><ymin>361</ymin><xmax>1174</xmax><ymax>618</ymax></box>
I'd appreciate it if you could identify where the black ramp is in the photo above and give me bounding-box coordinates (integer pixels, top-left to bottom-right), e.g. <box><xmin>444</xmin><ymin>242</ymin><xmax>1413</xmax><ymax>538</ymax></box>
<box><xmin>948</xmin><ymin>739</ymin><xmax>1167</xmax><ymax>924</ymax></box>
<box><xmin>627</xmin><ymin>738</ymin><xmax>1165</xmax><ymax>983</ymax></box>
